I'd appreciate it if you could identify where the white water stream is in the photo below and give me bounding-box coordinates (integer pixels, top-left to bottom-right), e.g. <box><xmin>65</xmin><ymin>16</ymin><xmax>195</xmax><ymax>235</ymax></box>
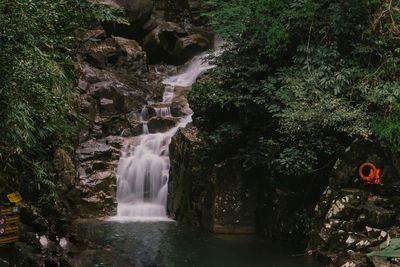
<box><xmin>111</xmin><ymin>44</ymin><xmax>221</xmax><ymax>221</ymax></box>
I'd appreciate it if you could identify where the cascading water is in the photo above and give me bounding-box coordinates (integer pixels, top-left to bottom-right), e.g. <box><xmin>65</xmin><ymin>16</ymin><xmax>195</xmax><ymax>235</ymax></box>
<box><xmin>111</xmin><ymin>43</ymin><xmax>222</xmax><ymax>221</ymax></box>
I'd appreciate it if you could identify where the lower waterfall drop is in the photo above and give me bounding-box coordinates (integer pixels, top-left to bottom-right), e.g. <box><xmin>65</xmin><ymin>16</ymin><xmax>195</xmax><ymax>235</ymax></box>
<box><xmin>111</xmin><ymin>45</ymin><xmax>221</xmax><ymax>221</ymax></box>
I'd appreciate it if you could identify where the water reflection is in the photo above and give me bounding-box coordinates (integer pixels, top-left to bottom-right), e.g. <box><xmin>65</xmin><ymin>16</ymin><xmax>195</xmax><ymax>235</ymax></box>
<box><xmin>73</xmin><ymin>221</ymin><xmax>322</xmax><ymax>267</ymax></box>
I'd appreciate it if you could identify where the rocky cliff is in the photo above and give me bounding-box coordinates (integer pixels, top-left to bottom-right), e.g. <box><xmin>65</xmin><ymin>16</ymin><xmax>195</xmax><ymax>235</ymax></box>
<box><xmin>168</xmin><ymin>127</ymin><xmax>257</xmax><ymax>234</ymax></box>
<box><xmin>308</xmin><ymin>140</ymin><xmax>400</xmax><ymax>266</ymax></box>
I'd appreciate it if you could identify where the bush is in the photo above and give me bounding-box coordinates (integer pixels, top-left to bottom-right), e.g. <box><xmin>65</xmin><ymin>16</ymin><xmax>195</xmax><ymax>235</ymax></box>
<box><xmin>189</xmin><ymin>0</ymin><xmax>400</xmax><ymax>176</ymax></box>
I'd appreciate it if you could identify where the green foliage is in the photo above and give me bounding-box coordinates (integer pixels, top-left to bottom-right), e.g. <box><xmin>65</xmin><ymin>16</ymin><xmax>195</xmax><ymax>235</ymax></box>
<box><xmin>0</xmin><ymin>0</ymin><xmax>125</xmax><ymax>205</ymax></box>
<box><xmin>207</xmin><ymin>0</ymin><xmax>293</xmax><ymax>56</ymax></box>
<box><xmin>372</xmin><ymin>104</ymin><xmax>400</xmax><ymax>152</ymax></box>
<box><xmin>190</xmin><ymin>0</ymin><xmax>400</xmax><ymax>176</ymax></box>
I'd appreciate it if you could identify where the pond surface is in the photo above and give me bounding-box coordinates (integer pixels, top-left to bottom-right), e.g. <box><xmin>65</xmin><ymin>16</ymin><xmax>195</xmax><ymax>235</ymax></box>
<box><xmin>72</xmin><ymin>220</ymin><xmax>322</xmax><ymax>267</ymax></box>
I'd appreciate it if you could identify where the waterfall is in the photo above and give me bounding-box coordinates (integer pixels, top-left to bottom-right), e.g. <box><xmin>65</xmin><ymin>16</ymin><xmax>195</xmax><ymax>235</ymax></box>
<box><xmin>111</xmin><ymin>43</ymin><xmax>222</xmax><ymax>221</ymax></box>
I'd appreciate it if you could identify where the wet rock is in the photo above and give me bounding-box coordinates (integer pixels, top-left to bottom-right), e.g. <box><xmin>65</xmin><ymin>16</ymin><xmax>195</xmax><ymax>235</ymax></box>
<box><xmin>89</xmin><ymin>81</ymin><xmax>145</xmax><ymax>113</ymax></box>
<box><xmin>86</xmin><ymin>171</ymin><xmax>115</xmax><ymax>192</ymax></box>
<box><xmin>91</xmin><ymin>160</ymin><xmax>110</xmax><ymax>171</ymax></box>
<box><xmin>81</xmin><ymin>36</ymin><xmax>148</xmax><ymax>74</ymax></box>
<box><xmin>142</xmin><ymin>21</ymin><xmax>187</xmax><ymax>64</ymax></box>
<box><xmin>81</xmin><ymin>190</ymin><xmax>115</xmax><ymax>213</ymax></box>
<box><xmin>113</xmin><ymin>37</ymin><xmax>148</xmax><ymax>73</ymax></box>
<box><xmin>102</xmin><ymin>115</ymin><xmax>142</xmax><ymax>136</ymax></box>
<box><xmin>76</xmin><ymin>140</ymin><xmax>113</xmax><ymax>161</ymax></box>
<box><xmin>105</xmin><ymin>135</ymin><xmax>125</xmax><ymax>149</ymax></box>
<box><xmin>173</xmin><ymin>33</ymin><xmax>212</xmax><ymax>64</ymax></box>
<box><xmin>171</xmin><ymin>85</ymin><xmax>191</xmax><ymax>116</ymax></box>
<box><xmin>147</xmin><ymin>116</ymin><xmax>176</xmax><ymax>133</ymax></box>
<box><xmin>168</xmin><ymin>127</ymin><xmax>203</xmax><ymax>223</ymax></box>
<box><xmin>143</xmin><ymin>22</ymin><xmax>212</xmax><ymax>64</ymax></box>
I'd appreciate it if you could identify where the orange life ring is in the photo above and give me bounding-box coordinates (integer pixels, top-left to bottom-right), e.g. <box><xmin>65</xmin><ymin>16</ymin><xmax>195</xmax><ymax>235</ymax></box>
<box><xmin>358</xmin><ymin>163</ymin><xmax>381</xmax><ymax>184</ymax></box>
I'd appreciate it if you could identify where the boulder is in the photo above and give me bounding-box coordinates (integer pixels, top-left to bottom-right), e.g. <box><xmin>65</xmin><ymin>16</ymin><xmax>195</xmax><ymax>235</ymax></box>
<box><xmin>142</xmin><ymin>21</ymin><xmax>186</xmax><ymax>64</ymax></box>
<box><xmin>147</xmin><ymin>116</ymin><xmax>176</xmax><ymax>133</ymax></box>
<box><xmin>89</xmin><ymin>81</ymin><xmax>145</xmax><ymax>113</ymax></box>
<box><xmin>102</xmin><ymin>115</ymin><xmax>142</xmax><ymax>136</ymax></box>
<box><xmin>76</xmin><ymin>139</ymin><xmax>114</xmax><ymax>162</ymax></box>
<box><xmin>98</xmin><ymin>0</ymin><xmax>154</xmax><ymax>38</ymax></box>
<box><xmin>83</xmin><ymin>37</ymin><xmax>147</xmax><ymax>73</ymax></box>
<box><xmin>113</xmin><ymin>37</ymin><xmax>148</xmax><ymax>73</ymax></box>
<box><xmin>168</xmin><ymin>127</ymin><xmax>203</xmax><ymax>223</ymax></box>
<box><xmin>142</xmin><ymin>22</ymin><xmax>213</xmax><ymax>64</ymax></box>
<box><xmin>81</xmin><ymin>64</ymin><xmax>102</xmax><ymax>83</ymax></box>
<box><xmin>170</xmin><ymin>85</ymin><xmax>191</xmax><ymax>116</ymax></box>
<box><xmin>173</xmin><ymin>33</ymin><xmax>212</xmax><ymax>64</ymax></box>
<box><xmin>85</xmin><ymin>37</ymin><xmax>118</xmax><ymax>68</ymax></box>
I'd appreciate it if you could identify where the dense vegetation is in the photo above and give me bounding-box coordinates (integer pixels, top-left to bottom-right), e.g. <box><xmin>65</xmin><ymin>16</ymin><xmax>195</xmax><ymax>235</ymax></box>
<box><xmin>0</xmin><ymin>0</ymin><xmax>124</xmax><ymax>208</ymax></box>
<box><xmin>190</xmin><ymin>0</ymin><xmax>400</xmax><ymax>176</ymax></box>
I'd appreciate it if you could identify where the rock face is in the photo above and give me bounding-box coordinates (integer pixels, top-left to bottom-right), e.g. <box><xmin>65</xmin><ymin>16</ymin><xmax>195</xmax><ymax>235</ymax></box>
<box><xmin>75</xmin><ymin>28</ymin><xmax>166</xmax><ymax>217</ymax></box>
<box><xmin>168</xmin><ymin>127</ymin><xmax>257</xmax><ymax>234</ymax></box>
<box><xmin>308</xmin><ymin>140</ymin><xmax>400</xmax><ymax>266</ymax></box>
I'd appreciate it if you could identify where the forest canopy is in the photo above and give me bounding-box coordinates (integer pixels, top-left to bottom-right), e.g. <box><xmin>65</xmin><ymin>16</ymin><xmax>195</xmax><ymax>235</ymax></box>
<box><xmin>189</xmin><ymin>0</ymin><xmax>400</xmax><ymax>175</ymax></box>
